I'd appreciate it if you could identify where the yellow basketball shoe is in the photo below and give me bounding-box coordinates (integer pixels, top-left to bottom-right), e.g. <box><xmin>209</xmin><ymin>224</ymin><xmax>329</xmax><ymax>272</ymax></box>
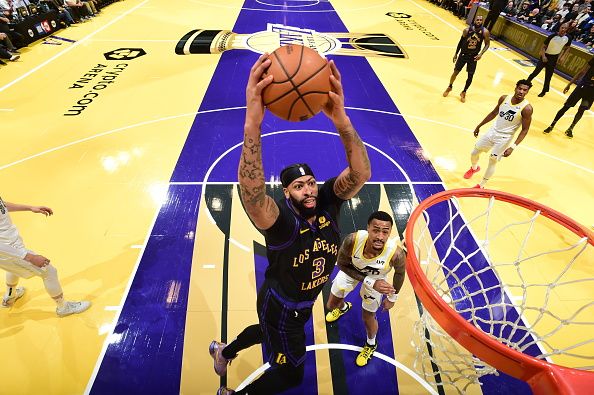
<box><xmin>325</xmin><ymin>302</ymin><xmax>352</xmax><ymax>323</ymax></box>
<box><xmin>356</xmin><ymin>342</ymin><xmax>377</xmax><ymax>367</ymax></box>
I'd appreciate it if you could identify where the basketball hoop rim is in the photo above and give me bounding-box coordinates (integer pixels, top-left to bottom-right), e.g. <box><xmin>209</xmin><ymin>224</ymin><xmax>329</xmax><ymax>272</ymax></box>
<box><xmin>404</xmin><ymin>188</ymin><xmax>594</xmax><ymax>394</ymax></box>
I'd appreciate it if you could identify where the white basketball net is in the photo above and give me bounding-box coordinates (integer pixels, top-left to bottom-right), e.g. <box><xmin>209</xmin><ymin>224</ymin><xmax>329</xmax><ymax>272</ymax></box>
<box><xmin>409</xmin><ymin>194</ymin><xmax>594</xmax><ymax>394</ymax></box>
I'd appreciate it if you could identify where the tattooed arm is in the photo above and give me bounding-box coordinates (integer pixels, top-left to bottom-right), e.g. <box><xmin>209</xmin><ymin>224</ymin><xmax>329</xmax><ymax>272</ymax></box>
<box><xmin>390</xmin><ymin>246</ymin><xmax>406</xmax><ymax>294</ymax></box>
<box><xmin>322</xmin><ymin>61</ymin><xmax>371</xmax><ymax>200</ymax></box>
<box><xmin>336</xmin><ymin>233</ymin><xmax>364</xmax><ymax>281</ymax></box>
<box><xmin>238</xmin><ymin>54</ymin><xmax>279</xmax><ymax>230</ymax></box>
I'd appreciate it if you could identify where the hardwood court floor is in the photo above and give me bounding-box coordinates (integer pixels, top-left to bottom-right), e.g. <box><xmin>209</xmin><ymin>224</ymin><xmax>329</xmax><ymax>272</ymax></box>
<box><xmin>0</xmin><ymin>0</ymin><xmax>592</xmax><ymax>394</ymax></box>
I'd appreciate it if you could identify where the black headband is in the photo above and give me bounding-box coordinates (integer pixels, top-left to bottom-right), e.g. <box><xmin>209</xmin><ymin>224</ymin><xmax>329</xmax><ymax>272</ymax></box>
<box><xmin>280</xmin><ymin>163</ymin><xmax>315</xmax><ymax>187</ymax></box>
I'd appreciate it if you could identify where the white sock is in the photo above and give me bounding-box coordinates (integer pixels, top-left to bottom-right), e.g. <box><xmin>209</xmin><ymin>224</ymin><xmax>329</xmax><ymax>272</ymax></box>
<box><xmin>340</xmin><ymin>302</ymin><xmax>348</xmax><ymax>311</ymax></box>
<box><xmin>367</xmin><ymin>335</ymin><xmax>376</xmax><ymax>346</ymax></box>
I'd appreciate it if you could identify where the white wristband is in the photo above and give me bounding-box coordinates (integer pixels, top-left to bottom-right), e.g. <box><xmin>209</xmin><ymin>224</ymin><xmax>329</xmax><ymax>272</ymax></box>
<box><xmin>363</xmin><ymin>276</ymin><xmax>376</xmax><ymax>288</ymax></box>
<box><xmin>510</xmin><ymin>143</ymin><xmax>517</xmax><ymax>149</ymax></box>
<box><xmin>387</xmin><ymin>293</ymin><xmax>398</xmax><ymax>303</ymax></box>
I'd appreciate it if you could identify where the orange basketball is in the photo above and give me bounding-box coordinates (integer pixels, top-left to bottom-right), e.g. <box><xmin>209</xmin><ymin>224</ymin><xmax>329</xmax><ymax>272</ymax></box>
<box><xmin>262</xmin><ymin>45</ymin><xmax>331</xmax><ymax>122</ymax></box>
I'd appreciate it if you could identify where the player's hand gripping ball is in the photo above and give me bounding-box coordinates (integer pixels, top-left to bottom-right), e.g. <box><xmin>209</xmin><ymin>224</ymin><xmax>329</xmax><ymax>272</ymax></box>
<box><xmin>262</xmin><ymin>45</ymin><xmax>331</xmax><ymax>122</ymax></box>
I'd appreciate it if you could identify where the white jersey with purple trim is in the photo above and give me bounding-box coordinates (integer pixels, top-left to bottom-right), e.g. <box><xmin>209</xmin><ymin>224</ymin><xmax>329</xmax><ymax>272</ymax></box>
<box><xmin>351</xmin><ymin>230</ymin><xmax>400</xmax><ymax>280</ymax></box>
<box><xmin>490</xmin><ymin>95</ymin><xmax>530</xmax><ymax>136</ymax></box>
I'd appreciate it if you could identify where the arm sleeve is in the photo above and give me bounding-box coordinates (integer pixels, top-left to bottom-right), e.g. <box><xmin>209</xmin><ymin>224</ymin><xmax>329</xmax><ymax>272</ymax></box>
<box><xmin>0</xmin><ymin>243</ymin><xmax>27</xmax><ymax>259</ymax></box>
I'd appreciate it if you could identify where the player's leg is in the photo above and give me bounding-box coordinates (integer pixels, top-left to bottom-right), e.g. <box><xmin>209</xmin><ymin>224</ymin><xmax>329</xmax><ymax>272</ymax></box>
<box><xmin>565</xmin><ymin>92</ymin><xmax>593</xmax><ymax>138</ymax></box>
<box><xmin>546</xmin><ymin>87</ymin><xmax>582</xmax><ymax>133</ymax></box>
<box><xmin>211</xmin><ymin>324</ymin><xmax>262</xmax><ymax>376</ymax></box>
<box><xmin>2</xmin><ymin>271</ymin><xmax>24</xmax><ymax>307</ymax></box>
<box><xmin>211</xmin><ymin>284</ymin><xmax>272</xmax><ymax>376</ymax></box>
<box><xmin>478</xmin><ymin>135</ymin><xmax>509</xmax><ymax>188</ymax></box>
<box><xmin>355</xmin><ymin>285</ymin><xmax>382</xmax><ymax>366</ymax></box>
<box><xmin>224</xmin><ymin>289</ymin><xmax>311</xmax><ymax>394</ymax></box>
<box><xmin>0</xmin><ymin>251</ymin><xmax>90</xmax><ymax>315</ymax></box>
<box><xmin>444</xmin><ymin>59</ymin><xmax>465</xmax><ymax>96</ymax></box>
<box><xmin>326</xmin><ymin>270</ymin><xmax>356</xmax><ymax>322</ymax></box>
<box><xmin>527</xmin><ymin>59</ymin><xmax>545</xmax><ymax>83</ymax></box>
<box><xmin>464</xmin><ymin>133</ymin><xmax>491</xmax><ymax>179</ymax></box>
<box><xmin>539</xmin><ymin>56</ymin><xmax>557</xmax><ymax>96</ymax></box>
<box><xmin>460</xmin><ymin>60</ymin><xmax>477</xmax><ymax>103</ymax></box>
<box><xmin>233</xmin><ymin>359</ymin><xmax>305</xmax><ymax>395</ymax></box>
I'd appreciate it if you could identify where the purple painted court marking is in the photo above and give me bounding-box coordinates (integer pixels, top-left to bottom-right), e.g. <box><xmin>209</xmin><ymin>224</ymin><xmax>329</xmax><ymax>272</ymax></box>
<box><xmin>90</xmin><ymin>185</ymin><xmax>201</xmax><ymax>394</ymax></box>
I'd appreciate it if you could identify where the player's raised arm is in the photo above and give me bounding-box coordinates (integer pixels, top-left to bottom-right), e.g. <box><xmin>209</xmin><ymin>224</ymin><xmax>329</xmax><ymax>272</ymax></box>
<box><xmin>238</xmin><ymin>54</ymin><xmax>278</xmax><ymax>230</ymax></box>
<box><xmin>323</xmin><ymin>60</ymin><xmax>371</xmax><ymax>200</ymax></box>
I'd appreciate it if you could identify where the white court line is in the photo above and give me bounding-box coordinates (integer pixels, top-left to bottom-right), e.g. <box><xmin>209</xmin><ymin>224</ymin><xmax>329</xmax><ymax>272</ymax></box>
<box><xmin>229</xmin><ymin>238</ymin><xmax>251</xmax><ymax>252</ymax></box>
<box><xmin>1</xmin><ymin>106</ymin><xmax>591</xmax><ymax>175</ymax></box>
<box><xmin>407</xmin><ymin>0</ymin><xmax>594</xmax><ymax>114</ymax></box>
<box><xmin>236</xmin><ymin>343</ymin><xmax>438</xmax><ymax>394</ymax></box>
<box><xmin>0</xmin><ymin>0</ymin><xmax>150</xmax><ymax>93</ymax></box>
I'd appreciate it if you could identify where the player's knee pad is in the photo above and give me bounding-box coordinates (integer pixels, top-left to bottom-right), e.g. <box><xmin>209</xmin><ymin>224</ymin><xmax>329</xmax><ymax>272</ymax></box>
<box><xmin>488</xmin><ymin>154</ymin><xmax>499</xmax><ymax>164</ymax></box>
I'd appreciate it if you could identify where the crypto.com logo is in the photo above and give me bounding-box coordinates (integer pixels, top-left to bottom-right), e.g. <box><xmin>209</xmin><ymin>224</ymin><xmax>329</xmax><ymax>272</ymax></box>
<box><xmin>104</xmin><ymin>48</ymin><xmax>147</xmax><ymax>61</ymax></box>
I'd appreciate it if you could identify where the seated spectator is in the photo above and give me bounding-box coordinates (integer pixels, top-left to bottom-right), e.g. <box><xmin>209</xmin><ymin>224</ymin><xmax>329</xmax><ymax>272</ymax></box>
<box><xmin>64</xmin><ymin>0</ymin><xmax>94</xmax><ymax>21</ymax></box>
<box><xmin>0</xmin><ymin>10</ymin><xmax>26</xmax><ymax>49</ymax></box>
<box><xmin>563</xmin><ymin>2</ymin><xmax>580</xmax><ymax>22</ymax></box>
<box><xmin>516</xmin><ymin>1</ymin><xmax>533</xmax><ymax>20</ymax></box>
<box><xmin>556</xmin><ymin>2</ymin><xmax>572</xmax><ymax>20</ymax></box>
<box><xmin>579</xmin><ymin>0</ymin><xmax>592</xmax><ymax>13</ymax></box>
<box><xmin>0</xmin><ymin>35</ymin><xmax>19</xmax><ymax>65</ymax></box>
<box><xmin>527</xmin><ymin>7</ymin><xmax>543</xmax><ymax>24</ymax></box>
<box><xmin>41</xmin><ymin>0</ymin><xmax>75</xmax><ymax>26</ymax></box>
<box><xmin>0</xmin><ymin>30</ymin><xmax>17</xmax><ymax>53</ymax></box>
<box><xmin>543</xmin><ymin>12</ymin><xmax>564</xmax><ymax>29</ymax></box>
<box><xmin>575</xmin><ymin>4</ymin><xmax>592</xmax><ymax>26</ymax></box>
<box><xmin>503</xmin><ymin>0</ymin><xmax>518</xmax><ymax>16</ymax></box>
<box><xmin>576</xmin><ymin>22</ymin><xmax>594</xmax><ymax>45</ymax></box>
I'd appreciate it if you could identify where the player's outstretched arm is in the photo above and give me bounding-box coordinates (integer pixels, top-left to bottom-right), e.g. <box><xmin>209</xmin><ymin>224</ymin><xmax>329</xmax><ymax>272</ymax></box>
<box><xmin>4</xmin><ymin>201</ymin><xmax>53</xmax><ymax>216</ymax></box>
<box><xmin>238</xmin><ymin>54</ymin><xmax>278</xmax><ymax>230</ymax></box>
<box><xmin>474</xmin><ymin>95</ymin><xmax>505</xmax><ymax>136</ymax></box>
<box><xmin>564</xmin><ymin>63</ymin><xmax>589</xmax><ymax>93</ymax></box>
<box><xmin>323</xmin><ymin>60</ymin><xmax>371</xmax><ymax>200</ymax></box>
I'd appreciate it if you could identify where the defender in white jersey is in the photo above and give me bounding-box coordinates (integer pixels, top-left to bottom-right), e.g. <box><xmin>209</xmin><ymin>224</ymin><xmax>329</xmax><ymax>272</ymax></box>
<box><xmin>325</xmin><ymin>211</ymin><xmax>406</xmax><ymax>367</ymax></box>
<box><xmin>463</xmin><ymin>79</ymin><xmax>533</xmax><ymax>188</ymax></box>
<box><xmin>0</xmin><ymin>196</ymin><xmax>90</xmax><ymax>316</ymax></box>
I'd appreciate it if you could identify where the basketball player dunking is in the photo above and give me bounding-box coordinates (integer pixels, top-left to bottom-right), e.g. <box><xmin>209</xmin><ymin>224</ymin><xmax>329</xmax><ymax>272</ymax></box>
<box><xmin>325</xmin><ymin>211</ymin><xmax>406</xmax><ymax>367</ymax></box>
<box><xmin>443</xmin><ymin>15</ymin><xmax>491</xmax><ymax>103</ymax></box>
<box><xmin>463</xmin><ymin>79</ymin><xmax>533</xmax><ymax>188</ymax></box>
<box><xmin>210</xmin><ymin>54</ymin><xmax>371</xmax><ymax>395</ymax></box>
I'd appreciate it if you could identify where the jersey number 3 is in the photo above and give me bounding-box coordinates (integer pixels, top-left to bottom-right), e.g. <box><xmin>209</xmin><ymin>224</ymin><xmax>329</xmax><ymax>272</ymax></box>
<box><xmin>312</xmin><ymin>258</ymin><xmax>325</xmax><ymax>279</ymax></box>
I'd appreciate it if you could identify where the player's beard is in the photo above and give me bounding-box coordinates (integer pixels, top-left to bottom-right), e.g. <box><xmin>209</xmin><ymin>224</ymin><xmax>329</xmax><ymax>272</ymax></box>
<box><xmin>291</xmin><ymin>195</ymin><xmax>317</xmax><ymax>219</ymax></box>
